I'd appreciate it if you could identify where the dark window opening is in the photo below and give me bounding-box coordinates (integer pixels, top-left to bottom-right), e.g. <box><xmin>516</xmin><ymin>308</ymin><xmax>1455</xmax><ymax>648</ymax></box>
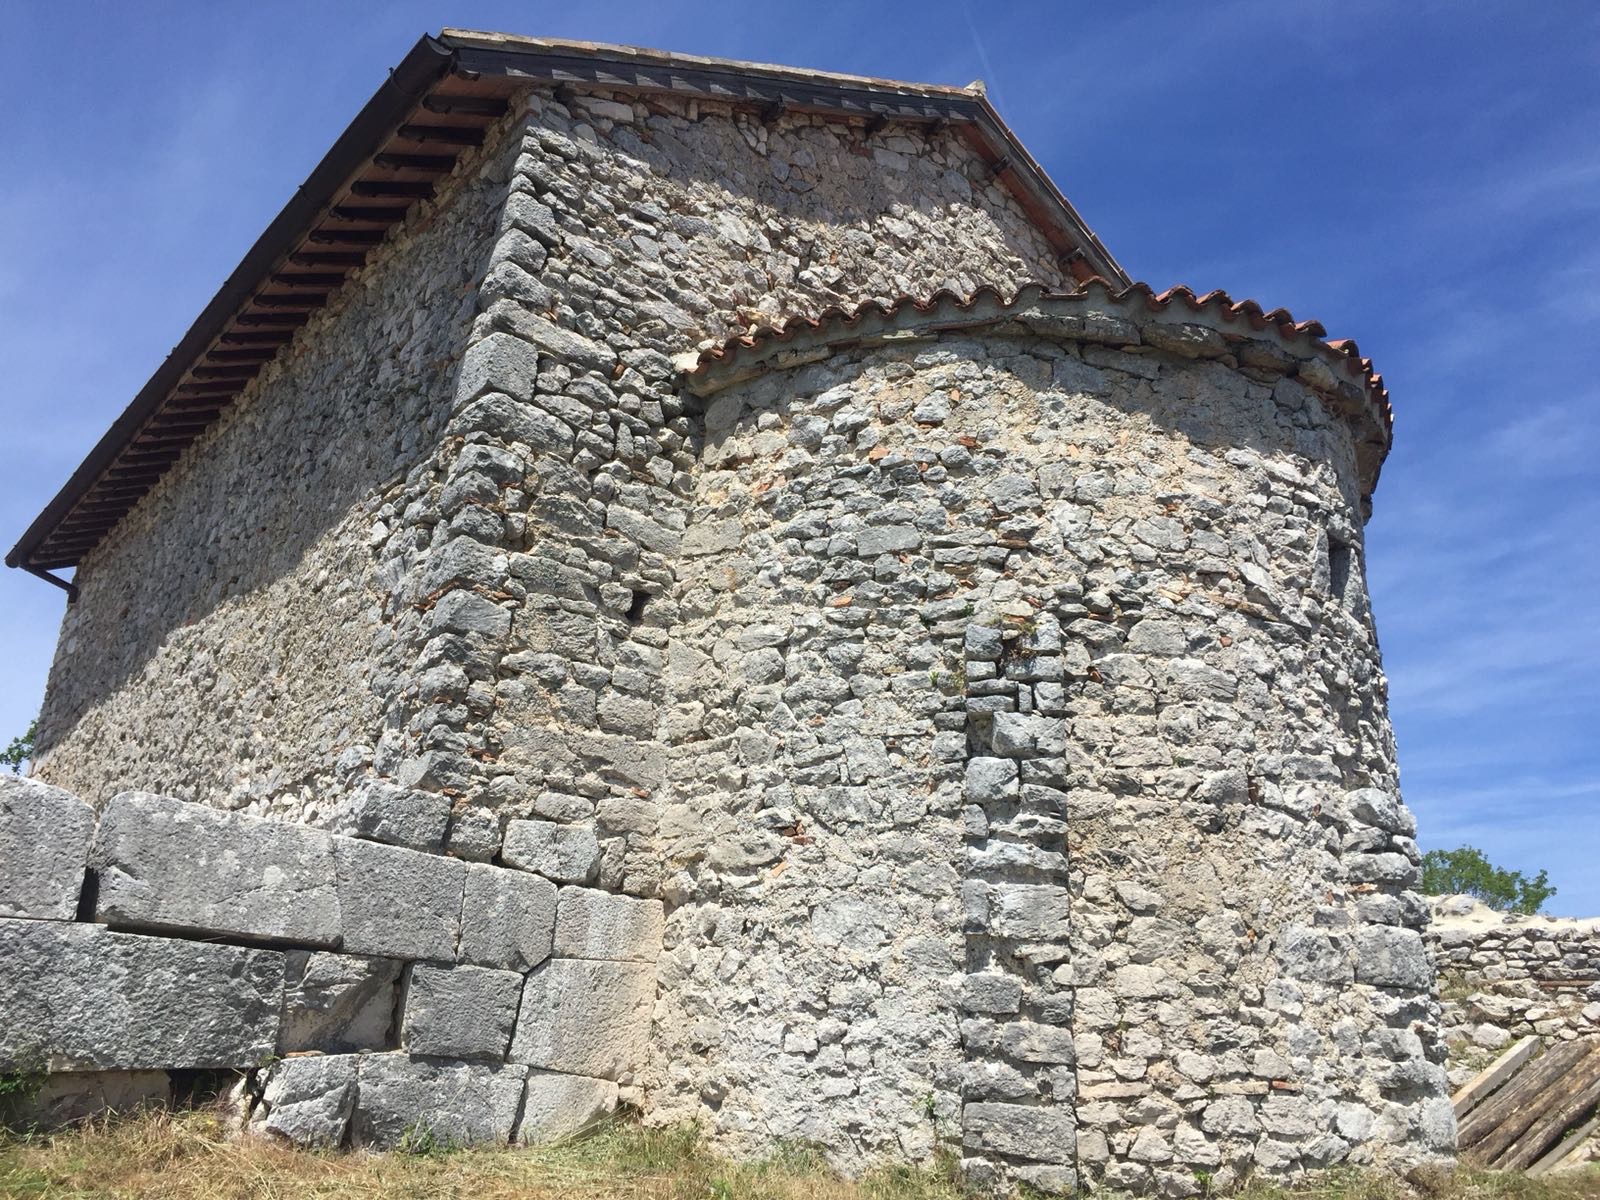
<box><xmin>1329</xmin><ymin>538</ymin><xmax>1354</xmax><ymax>606</ymax></box>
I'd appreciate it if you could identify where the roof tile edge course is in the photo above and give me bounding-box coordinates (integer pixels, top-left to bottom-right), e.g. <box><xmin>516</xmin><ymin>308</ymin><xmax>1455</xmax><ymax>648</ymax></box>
<box><xmin>683</xmin><ymin>279</ymin><xmax>1393</xmax><ymax>502</ymax></box>
<box><xmin>8</xmin><ymin>31</ymin><xmax>1126</xmax><ymax>577</ymax></box>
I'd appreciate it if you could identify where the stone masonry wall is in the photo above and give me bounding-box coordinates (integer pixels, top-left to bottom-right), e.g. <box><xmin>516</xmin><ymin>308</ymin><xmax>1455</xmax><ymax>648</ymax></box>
<box><xmin>0</xmin><ymin>774</ymin><xmax>658</xmax><ymax>1145</ymax></box>
<box><xmin>17</xmin><ymin>75</ymin><xmax>1452</xmax><ymax>1194</ymax></box>
<box><xmin>1428</xmin><ymin>894</ymin><xmax>1600</xmax><ymax>1085</ymax></box>
<box><xmin>659</xmin><ymin>292</ymin><xmax>1450</xmax><ymax>1193</ymax></box>
<box><xmin>33</xmin><ymin>113</ymin><xmax>515</xmax><ymax>820</ymax></box>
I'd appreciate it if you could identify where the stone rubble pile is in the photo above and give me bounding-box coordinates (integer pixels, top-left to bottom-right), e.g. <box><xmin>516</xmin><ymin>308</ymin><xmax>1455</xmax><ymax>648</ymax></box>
<box><xmin>0</xmin><ymin>775</ymin><xmax>661</xmax><ymax>1146</ymax></box>
<box><xmin>1428</xmin><ymin>894</ymin><xmax>1600</xmax><ymax>1083</ymax></box>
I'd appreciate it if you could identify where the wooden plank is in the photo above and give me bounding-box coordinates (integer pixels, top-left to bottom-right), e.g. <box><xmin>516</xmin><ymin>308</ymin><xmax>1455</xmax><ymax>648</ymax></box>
<box><xmin>1453</xmin><ymin>1037</ymin><xmax>1541</xmax><ymax>1118</ymax></box>
<box><xmin>1458</xmin><ymin>1040</ymin><xmax>1592</xmax><ymax>1151</ymax></box>
<box><xmin>1528</xmin><ymin>1114</ymin><xmax>1600</xmax><ymax>1177</ymax></box>
<box><xmin>1492</xmin><ymin>1046</ymin><xmax>1600</xmax><ymax>1170</ymax></box>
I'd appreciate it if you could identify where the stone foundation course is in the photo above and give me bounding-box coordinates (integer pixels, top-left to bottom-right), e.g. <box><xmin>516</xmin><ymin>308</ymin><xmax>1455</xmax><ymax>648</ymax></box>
<box><xmin>0</xmin><ymin>778</ymin><xmax>655</xmax><ymax>1146</ymax></box>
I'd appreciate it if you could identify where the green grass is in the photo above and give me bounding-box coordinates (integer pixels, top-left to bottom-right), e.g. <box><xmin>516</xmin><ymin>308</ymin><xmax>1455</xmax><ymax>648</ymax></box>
<box><xmin>0</xmin><ymin>1109</ymin><xmax>1597</xmax><ymax>1199</ymax></box>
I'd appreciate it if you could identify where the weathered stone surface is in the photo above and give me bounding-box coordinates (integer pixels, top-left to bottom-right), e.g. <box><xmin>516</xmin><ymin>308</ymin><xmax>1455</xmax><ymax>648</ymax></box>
<box><xmin>553</xmin><ymin>888</ymin><xmax>664</xmax><ymax>962</ymax></box>
<box><xmin>91</xmin><ymin>791</ymin><xmax>341</xmax><ymax>946</ymax></box>
<box><xmin>0</xmin><ymin>775</ymin><xmax>93</xmax><ymax>920</ymax></box>
<box><xmin>963</xmin><ymin>1103</ymin><xmax>1076</xmax><ymax>1164</ymax></box>
<box><xmin>502</xmin><ymin>819</ymin><xmax>601</xmax><ymax>884</ymax></box>
<box><xmin>401</xmin><ymin>963</ymin><xmax>523</xmax><ymax>1061</ymax></box>
<box><xmin>0</xmin><ymin>919</ymin><xmax>281</xmax><ymax>1070</ymax></box>
<box><xmin>458</xmin><ymin>862</ymin><xmax>557</xmax><ymax>971</ymax></box>
<box><xmin>1353</xmin><ymin>925</ymin><xmax>1430</xmax><ymax>990</ymax></box>
<box><xmin>3</xmin><ymin>1070</ymin><xmax>169</xmax><ymax>1129</ymax></box>
<box><xmin>332</xmin><ymin>837</ymin><xmax>465</xmax><ymax>961</ymax></box>
<box><xmin>516</xmin><ymin>1070</ymin><xmax>620</xmax><ymax>1144</ymax></box>
<box><xmin>252</xmin><ymin>1055</ymin><xmax>358</xmax><ymax>1147</ymax></box>
<box><xmin>278</xmin><ymin>950</ymin><xmax>400</xmax><ymax>1054</ymax></box>
<box><xmin>510</xmin><ymin>958</ymin><xmax>655</xmax><ymax>1081</ymax></box>
<box><xmin>352</xmin><ymin>1054</ymin><xmax>527</xmax><ymax>1148</ymax></box>
<box><xmin>334</xmin><ymin>781</ymin><xmax>452</xmax><ymax>853</ymax></box>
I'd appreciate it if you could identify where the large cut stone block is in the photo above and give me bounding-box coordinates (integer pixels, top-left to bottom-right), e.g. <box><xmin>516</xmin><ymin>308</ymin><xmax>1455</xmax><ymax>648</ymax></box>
<box><xmin>332</xmin><ymin>837</ymin><xmax>465</xmax><ymax>961</ymax></box>
<box><xmin>91</xmin><ymin>791</ymin><xmax>340</xmax><ymax>946</ymax></box>
<box><xmin>458</xmin><ymin>862</ymin><xmax>556</xmax><ymax>972</ymax></box>
<box><xmin>502</xmin><ymin>819</ymin><xmax>601</xmax><ymax>883</ymax></box>
<box><xmin>401</xmin><ymin>963</ymin><xmax>522</xmax><ymax>1061</ymax></box>
<box><xmin>278</xmin><ymin>950</ymin><xmax>400</xmax><ymax>1054</ymax></box>
<box><xmin>0</xmin><ymin>919</ymin><xmax>281</xmax><ymax>1071</ymax></box>
<box><xmin>553</xmin><ymin>887</ymin><xmax>664</xmax><ymax>962</ymax></box>
<box><xmin>516</xmin><ymin>1070</ymin><xmax>619</xmax><ymax>1144</ymax></box>
<box><xmin>963</xmin><ymin>1102</ymin><xmax>1076</xmax><ymax>1165</ymax></box>
<box><xmin>509</xmin><ymin>958</ymin><xmax>655</xmax><ymax>1081</ymax></box>
<box><xmin>0</xmin><ymin>776</ymin><xmax>94</xmax><ymax>920</ymax></box>
<box><xmin>334</xmin><ymin>781</ymin><xmax>451</xmax><ymax>853</ymax></box>
<box><xmin>352</xmin><ymin>1054</ymin><xmax>527</xmax><ymax>1148</ymax></box>
<box><xmin>252</xmin><ymin>1055</ymin><xmax>358</xmax><ymax>1148</ymax></box>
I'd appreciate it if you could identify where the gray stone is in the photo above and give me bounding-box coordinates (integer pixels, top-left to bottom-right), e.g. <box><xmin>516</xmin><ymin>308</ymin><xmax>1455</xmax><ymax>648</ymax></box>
<box><xmin>959</xmin><ymin>973</ymin><xmax>1023</xmax><ymax>1014</ymax></box>
<box><xmin>502</xmin><ymin>819</ymin><xmax>601</xmax><ymax>884</ymax></box>
<box><xmin>91</xmin><ymin>791</ymin><xmax>340</xmax><ymax>946</ymax></box>
<box><xmin>553</xmin><ymin>888</ymin><xmax>665</xmax><ymax>962</ymax></box>
<box><xmin>1343</xmin><ymin>787</ymin><xmax>1417</xmax><ymax>836</ymax></box>
<box><xmin>401</xmin><ymin>963</ymin><xmax>523</xmax><ymax>1061</ymax></box>
<box><xmin>458</xmin><ymin>862</ymin><xmax>557</xmax><ymax>971</ymax></box>
<box><xmin>1352</xmin><ymin>925</ymin><xmax>1431</xmax><ymax>990</ymax></box>
<box><xmin>332</xmin><ymin>837</ymin><xmax>465</xmax><ymax>961</ymax></box>
<box><xmin>352</xmin><ymin>1054</ymin><xmax>527</xmax><ymax>1148</ymax></box>
<box><xmin>965</xmin><ymin>757</ymin><xmax>1019</xmax><ymax>804</ymax></box>
<box><xmin>964</xmin><ymin>625</ymin><xmax>1004</xmax><ymax>662</ymax></box>
<box><xmin>334</xmin><ymin>781</ymin><xmax>451</xmax><ymax>853</ymax></box>
<box><xmin>963</xmin><ymin>1102</ymin><xmax>1075</xmax><ymax>1164</ymax></box>
<box><xmin>515</xmin><ymin>1070</ymin><xmax>620</xmax><ymax>1144</ymax></box>
<box><xmin>987</xmin><ymin>884</ymin><xmax>1071</xmax><ymax>941</ymax></box>
<box><xmin>278</xmin><ymin>950</ymin><xmax>400</xmax><ymax>1054</ymax></box>
<box><xmin>856</xmin><ymin>525</ymin><xmax>920</xmax><ymax>556</ymax></box>
<box><xmin>1276</xmin><ymin>925</ymin><xmax>1353</xmax><ymax>984</ymax></box>
<box><xmin>0</xmin><ymin>919</ymin><xmax>281</xmax><ymax>1070</ymax></box>
<box><xmin>510</xmin><ymin>958</ymin><xmax>655</xmax><ymax>1081</ymax></box>
<box><xmin>0</xmin><ymin>775</ymin><xmax>94</xmax><ymax>920</ymax></box>
<box><xmin>252</xmin><ymin>1055</ymin><xmax>358</xmax><ymax>1147</ymax></box>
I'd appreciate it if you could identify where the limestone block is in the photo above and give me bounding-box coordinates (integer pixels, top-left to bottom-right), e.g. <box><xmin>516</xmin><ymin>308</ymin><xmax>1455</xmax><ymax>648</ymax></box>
<box><xmin>502</xmin><ymin>819</ymin><xmax>601</xmax><ymax>884</ymax></box>
<box><xmin>334</xmin><ymin>781</ymin><xmax>451</xmax><ymax>853</ymax></box>
<box><xmin>963</xmin><ymin>1102</ymin><xmax>1076</xmax><ymax>1164</ymax></box>
<box><xmin>516</xmin><ymin>1070</ymin><xmax>620</xmax><ymax>1144</ymax></box>
<box><xmin>278</xmin><ymin>950</ymin><xmax>400</xmax><ymax>1054</ymax></box>
<box><xmin>401</xmin><ymin>963</ymin><xmax>523</xmax><ymax>1061</ymax></box>
<box><xmin>3</xmin><ymin>1070</ymin><xmax>169</xmax><ymax>1129</ymax></box>
<box><xmin>0</xmin><ymin>919</ymin><xmax>281</xmax><ymax>1070</ymax></box>
<box><xmin>252</xmin><ymin>1055</ymin><xmax>358</xmax><ymax>1147</ymax></box>
<box><xmin>553</xmin><ymin>888</ymin><xmax>664</xmax><ymax>962</ymax></box>
<box><xmin>458</xmin><ymin>862</ymin><xmax>557</xmax><ymax>972</ymax></box>
<box><xmin>0</xmin><ymin>775</ymin><xmax>94</xmax><ymax>920</ymax></box>
<box><xmin>91</xmin><ymin>791</ymin><xmax>340</xmax><ymax>946</ymax></box>
<box><xmin>352</xmin><ymin>1054</ymin><xmax>527</xmax><ymax>1148</ymax></box>
<box><xmin>1353</xmin><ymin>925</ymin><xmax>1431</xmax><ymax>990</ymax></box>
<box><xmin>965</xmin><ymin>757</ymin><xmax>1018</xmax><ymax>804</ymax></box>
<box><xmin>1276</xmin><ymin>925</ymin><xmax>1354</xmax><ymax>984</ymax></box>
<box><xmin>333</xmin><ymin>837</ymin><xmax>465</xmax><ymax>961</ymax></box>
<box><xmin>987</xmin><ymin>883</ymin><xmax>1071</xmax><ymax>941</ymax></box>
<box><xmin>510</xmin><ymin>958</ymin><xmax>655</xmax><ymax>1081</ymax></box>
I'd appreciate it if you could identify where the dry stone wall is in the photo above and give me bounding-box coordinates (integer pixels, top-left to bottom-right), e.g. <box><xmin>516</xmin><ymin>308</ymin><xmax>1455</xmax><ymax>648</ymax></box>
<box><xmin>0</xmin><ymin>774</ymin><xmax>655</xmax><ymax>1145</ymax></box>
<box><xmin>1429</xmin><ymin>895</ymin><xmax>1600</xmax><ymax>1079</ymax></box>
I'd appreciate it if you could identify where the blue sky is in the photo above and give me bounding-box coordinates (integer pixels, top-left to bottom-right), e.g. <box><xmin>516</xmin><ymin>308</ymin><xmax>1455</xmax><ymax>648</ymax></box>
<box><xmin>2</xmin><ymin>3</ymin><xmax>1595</xmax><ymax>912</ymax></box>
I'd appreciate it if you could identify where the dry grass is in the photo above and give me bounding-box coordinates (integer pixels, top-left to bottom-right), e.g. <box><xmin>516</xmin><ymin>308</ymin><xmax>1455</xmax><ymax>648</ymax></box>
<box><xmin>1</xmin><ymin>1109</ymin><xmax>1598</xmax><ymax>1200</ymax></box>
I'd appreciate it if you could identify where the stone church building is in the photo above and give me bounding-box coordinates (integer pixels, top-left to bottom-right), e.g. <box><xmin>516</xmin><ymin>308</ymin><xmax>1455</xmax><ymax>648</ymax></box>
<box><xmin>2</xmin><ymin>31</ymin><xmax>1452</xmax><ymax>1194</ymax></box>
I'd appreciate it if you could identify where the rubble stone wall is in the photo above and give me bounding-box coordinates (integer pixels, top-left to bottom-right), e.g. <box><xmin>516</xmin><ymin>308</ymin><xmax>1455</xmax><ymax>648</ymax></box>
<box><xmin>656</xmin><ymin>294</ymin><xmax>1451</xmax><ymax>1194</ymax></box>
<box><xmin>1428</xmin><ymin>895</ymin><xmax>1600</xmax><ymax>1080</ymax></box>
<box><xmin>0</xmin><ymin>775</ymin><xmax>656</xmax><ymax>1146</ymax></box>
<box><xmin>14</xmin><ymin>78</ymin><xmax>1452</xmax><ymax>1193</ymax></box>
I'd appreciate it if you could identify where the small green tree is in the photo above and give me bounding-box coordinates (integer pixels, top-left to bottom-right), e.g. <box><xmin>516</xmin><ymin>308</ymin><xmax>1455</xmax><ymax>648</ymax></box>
<box><xmin>1</xmin><ymin>722</ymin><xmax>36</xmax><ymax>775</ymax></box>
<box><xmin>1420</xmin><ymin>845</ymin><xmax>1556</xmax><ymax>915</ymax></box>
